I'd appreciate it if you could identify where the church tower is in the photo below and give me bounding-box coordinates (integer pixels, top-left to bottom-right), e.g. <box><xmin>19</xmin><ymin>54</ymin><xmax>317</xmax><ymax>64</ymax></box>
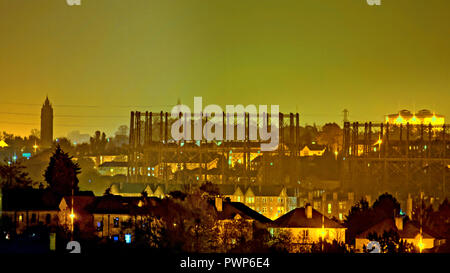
<box><xmin>40</xmin><ymin>96</ymin><xmax>54</xmax><ymax>148</ymax></box>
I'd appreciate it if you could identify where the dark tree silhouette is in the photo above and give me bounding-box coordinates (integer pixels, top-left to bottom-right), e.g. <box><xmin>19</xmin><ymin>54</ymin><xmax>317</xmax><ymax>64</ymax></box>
<box><xmin>366</xmin><ymin>230</ymin><xmax>414</xmax><ymax>253</ymax></box>
<box><xmin>0</xmin><ymin>160</ymin><xmax>34</xmax><ymax>189</ymax></box>
<box><xmin>372</xmin><ymin>193</ymin><xmax>401</xmax><ymax>218</ymax></box>
<box><xmin>345</xmin><ymin>193</ymin><xmax>402</xmax><ymax>245</ymax></box>
<box><xmin>44</xmin><ymin>145</ymin><xmax>80</xmax><ymax>196</ymax></box>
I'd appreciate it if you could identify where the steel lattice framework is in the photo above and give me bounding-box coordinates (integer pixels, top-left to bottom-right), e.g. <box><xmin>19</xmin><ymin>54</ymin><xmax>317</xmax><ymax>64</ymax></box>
<box><xmin>342</xmin><ymin>122</ymin><xmax>449</xmax><ymax>197</ymax></box>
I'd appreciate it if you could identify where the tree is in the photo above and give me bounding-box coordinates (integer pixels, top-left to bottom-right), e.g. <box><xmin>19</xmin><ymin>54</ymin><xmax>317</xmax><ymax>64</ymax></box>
<box><xmin>44</xmin><ymin>145</ymin><xmax>80</xmax><ymax>196</ymax></box>
<box><xmin>345</xmin><ymin>193</ymin><xmax>402</xmax><ymax>245</ymax></box>
<box><xmin>317</xmin><ymin>123</ymin><xmax>343</xmax><ymax>152</ymax></box>
<box><xmin>366</xmin><ymin>230</ymin><xmax>414</xmax><ymax>253</ymax></box>
<box><xmin>0</xmin><ymin>160</ymin><xmax>34</xmax><ymax>189</ymax></box>
<box><xmin>372</xmin><ymin>193</ymin><xmax>401</xmax><ymax>219</ymax></box>
<box><xmin>344</xmin><ymin>198</ymin><xmax>372</xmax><ymax>244</ymax></box>
<box><xmin>90</xmin><ymin>131</ymin><xmax>107</xmax><ymax>154</ymax></box>
<box><xmin>136</xmin><ymin>190</ymin><xmax>220</xmax><ymax>252</ymax></box>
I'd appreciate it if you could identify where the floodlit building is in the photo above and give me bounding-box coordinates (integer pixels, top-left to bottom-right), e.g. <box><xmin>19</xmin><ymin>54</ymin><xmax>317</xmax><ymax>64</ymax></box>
<box><xmin>218</xmin><ymin>185</ymin><xmax>298</xmax><ymax>220</ymax></box>
<box><xmin>270</xmin><ymin>204</ymin><xmax>346</xmax><ymax>244</ymax></box>
<box><xmin>385</xmin><ymin>109</ymin><xmax>444</xmax><ymax>126</ymax></box>
<box><xmin>355</xmin><ymin>216</ymin><xmax>437</xmax><ymax>252</ymax></box>
<box><xmin>299</xmin><ymin>144</ymin><xmax>326</xmax><ymax>157</ymax></box>
<box><xmin>215</xmin><ymin>198</ymin><xmax>272</xmax><ymax>250</ymax></box>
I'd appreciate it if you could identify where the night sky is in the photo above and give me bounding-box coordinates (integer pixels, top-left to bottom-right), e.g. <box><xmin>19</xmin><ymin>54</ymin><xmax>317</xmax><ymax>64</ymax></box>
<box><xmin>0</xmin><ymin>0</ymin><xmax>449</xmax><ymax>137</ymax></box>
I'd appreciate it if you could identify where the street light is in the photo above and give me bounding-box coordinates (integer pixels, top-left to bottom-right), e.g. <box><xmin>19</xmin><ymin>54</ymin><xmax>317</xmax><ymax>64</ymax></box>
<box><xmin>418</xmin><ymin>236</ymin><xmax>424</xmax><ymax>253</ymax></box>
<box><xmin>33</xmin><ymin>144</ymin><xmax>38</xmax><ymax>153</ymax></box>
<box><xmin>375</xmin><ymin>138</ymin><xmax>382</xmax><ymax>158</ymax></box>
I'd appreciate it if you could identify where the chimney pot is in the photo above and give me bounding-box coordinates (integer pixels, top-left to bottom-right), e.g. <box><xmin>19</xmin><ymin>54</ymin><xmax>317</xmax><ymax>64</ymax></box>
<box><xmin>306</xmin><ymin>205</ymin><xmax>313</xmax><ymax>219</ymax></box>
<box><xmin>215</xmin><ymin>197</ymin><xmax>223</xmax><ymax>212</ymax></box>
<box><xmin>395</xmin><ymin>217</ymin><xmax>403</xmax><ymax>231</ymax></box>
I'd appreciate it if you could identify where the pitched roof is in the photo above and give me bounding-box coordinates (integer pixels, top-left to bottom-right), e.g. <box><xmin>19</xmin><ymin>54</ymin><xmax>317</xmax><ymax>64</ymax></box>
<box><xmin>273</xmin><ymin>207</ymin><xmax>344</xmax><ymax>229</ymax></box>
<box><xmin>217</xmin><ymin>201</ymin><xmax>272</xmax><ymax>224</ymax></box>
<box><xmin>301</xmin><ymin>144</ymin><xmax>326</xmax><ymax>151</ymax></box>
<box><xmin>1</xmin><ymin>188</ymin><xmax>60</xmax><ymax>211</ymax></box>
<box><xmin>89</xmin><ymin>195</ymin><xmax>161</xmax><ymax>215</ymax></box>
<box><xmin>217</xmin><ymin>184</ymin><xmax>238</xmax><ymax>196</ymax></box>
<box><xmin>99</xmin><ymin>161</ymin><xmax>128</xmax><ymax>168</ymax></box>
<box><xmin>61</xmin><ymin>196</ymin><xmax>96</xmax><ymax>215</ymax></box>
<box><xmin>89</xmin><ymin>195</ymin><xmax>141</xmax><ymax>214</ymax></box>
<box><xmin>356</xmin><ymin>218</ymin><xmax>435</xmax><ymax>239</ymax></box>
<box><xmin>113</xmin><ymin>183</ymin><xmax>148</xmax><ymax>194</ymax></box>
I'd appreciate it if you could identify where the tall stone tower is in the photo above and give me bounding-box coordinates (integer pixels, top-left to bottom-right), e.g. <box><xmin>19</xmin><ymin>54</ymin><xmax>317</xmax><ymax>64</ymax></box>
<box><xmin>40</xmin><ymin>96</ymin><xmax>54</xmax><ymax>148</ymax></box>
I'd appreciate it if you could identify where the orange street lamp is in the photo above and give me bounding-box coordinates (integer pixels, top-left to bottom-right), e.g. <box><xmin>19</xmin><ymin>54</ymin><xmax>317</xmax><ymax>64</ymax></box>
<box><xmin>418</xmin><ymin>237</ymin><xmax>424</xmax><ymax>253</ymax></box>
<box><xmin>375</xmin><ymin>138</ymin><xmax>382</xmax><ymax>158</ymax></box>
<box><xmin>33</xmin><ymin>143</ymin><xmax>38</xmax><ymax>153</ymax></box>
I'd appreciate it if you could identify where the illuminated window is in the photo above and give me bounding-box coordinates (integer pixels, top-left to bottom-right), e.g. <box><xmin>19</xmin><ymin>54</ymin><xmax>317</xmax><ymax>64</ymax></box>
<box><xmin>125</xmin><ymin>234</ymin><xmax>131</xmax><ymax>244</ymax></box>
<box><xmin>339</xmin><ymin>213</ymin><xmax>343</xmax><ymax>221</ymax></box>
<box><xmin>19</xmin><ymin>214</ymin><xmax>23</xmax><ymax>222</ymax></box>
<box><xmin>97</xmin><ymin>221</ymin><xmax>103</xmax><ymax>231</ymax></box>
<box><xmin>328</xmin><ymin>203</ymin><xmax>332</xmax><ymax>214</ymax></box>
<box><xmin>237</xmin><ymin>196</ymin><xmax>241</xmax><ymax>202</ymax></box>
<box><xmin>262</xmin><ymin>207</ymin><xmax>267</xmax><ymax>213</ymax></box>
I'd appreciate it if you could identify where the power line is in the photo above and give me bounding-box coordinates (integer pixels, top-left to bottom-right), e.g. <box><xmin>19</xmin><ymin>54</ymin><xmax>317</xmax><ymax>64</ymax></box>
<box><xmin>0</xmin><ymin>102</ymin><xmax>175</xmax><ymax>108</ymax></box>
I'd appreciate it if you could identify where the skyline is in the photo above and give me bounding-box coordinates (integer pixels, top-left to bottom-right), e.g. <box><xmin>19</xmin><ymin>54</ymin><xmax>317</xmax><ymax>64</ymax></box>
<box><xmin>1</xmin><ymin>0</ymin><xmax>449</xmax><ymax>137</ymax></box>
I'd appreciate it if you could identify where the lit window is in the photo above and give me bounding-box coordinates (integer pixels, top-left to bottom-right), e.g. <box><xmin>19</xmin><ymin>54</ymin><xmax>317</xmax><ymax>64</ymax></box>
<box><xmin>97</xmin><ymin>221</ymin><xmax>103</xmax><ymax>231</ymax></box>
<box><xmin>328</xmin><ymin>203</ymin><xmax>332</xmax><ymax>214</ymax></box>
<box><xmin>339</xmin><ymin>213</ymin><xmax>343</xmax><ymax>221</ymax></box>
<box><xmin>125</xmin><ymin>234</ymin><xmax>131</xmax><ymax>244</ymax></box>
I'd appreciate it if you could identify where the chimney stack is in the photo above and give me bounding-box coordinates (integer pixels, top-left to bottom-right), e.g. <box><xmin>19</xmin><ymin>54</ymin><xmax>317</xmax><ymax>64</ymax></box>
<box><xmin>215</xmin><ymin>197</ymin><xmax>223</xmax><ymax>212</ymax></box>
<box><xmin>348</xmin><ymin>192</ymin><xmax>355</xmax><ymax>203</ymax></box>
<box><xmin>365</xmin><ymin>195</ymin><xmax>371</xmax><ymax>205</ymax></box>
<box><xmin>395</xmin><ymin>216</ymin><xmax>403</xmax><ymax>231</ymax></box>
<box><xmin>306</xmin><ymin>204</ymin><xmax>313</xmax><ymax>219</ymax></box>
<box><xmin>406</xmin><ymin>194</ymin><xmax>413</xmax><ymax>220</ymax></box>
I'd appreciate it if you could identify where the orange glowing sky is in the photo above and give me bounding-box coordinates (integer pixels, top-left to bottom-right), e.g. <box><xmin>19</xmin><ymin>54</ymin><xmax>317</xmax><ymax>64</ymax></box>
<box><xmin>0</xmin><ymin>0</ymin><xmax>449</xmax><ymax>138</ymax></box>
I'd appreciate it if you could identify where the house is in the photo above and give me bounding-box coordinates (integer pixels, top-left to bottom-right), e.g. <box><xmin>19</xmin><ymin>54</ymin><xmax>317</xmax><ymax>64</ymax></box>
<box><xmin>304</xmin><ymin>191</ymin><xmax>356</xmax><ymax>222</ymax></box>
<box><xmin>58</xmin><ymin>195</ymin><xmax>96</xmax><ymax>235</ymax></box>
<box><xmin>109</xmin><ymin>182</ymin><xmax>184</xmax><ymax>199</ymax></box>
<box><xmin>98</xmin><ymin>161</ymin><xmax>129</xmax><ymax>176</ymax></box>
<box><xmin>270</xmin><ymin>204</ymin><xmax>346</xmax><ymax>245</ymax></box>
<box><xmin>355</xmin><ymin>217</ymin><xmax>436</xmax><ymax>252</ymax></box>
<box><xmin>1</xmin><ymin>188</ymin><xmax>61</xmax><ymax>234</ymax></box>
<box><xmin>73</xmin><ymin>155</ymin><xmax>128</xmax><ymax>168</ymax></box>
<box><xmin>89</xmin><ymin>195</ymin><xmax>161</xmax><ymax>242</ymax></box>
<box><xmin>299</xmin><ymin>144</ymin><xmax>326</xmax><ymax>157</ymax></box>
<box><xmin>214</xmin><ymin>197</ymin><xmax>272</xmax><ymax>250</ymax></box>
<box><xmin>110</xmin><ymin>183</ymin><xmax>152</xmax><ymax>197</ymax></box>
<box><xmin>218</xmin><ymin>185</ymin><xmax>299</xmax><ymax>220</ymax></box>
